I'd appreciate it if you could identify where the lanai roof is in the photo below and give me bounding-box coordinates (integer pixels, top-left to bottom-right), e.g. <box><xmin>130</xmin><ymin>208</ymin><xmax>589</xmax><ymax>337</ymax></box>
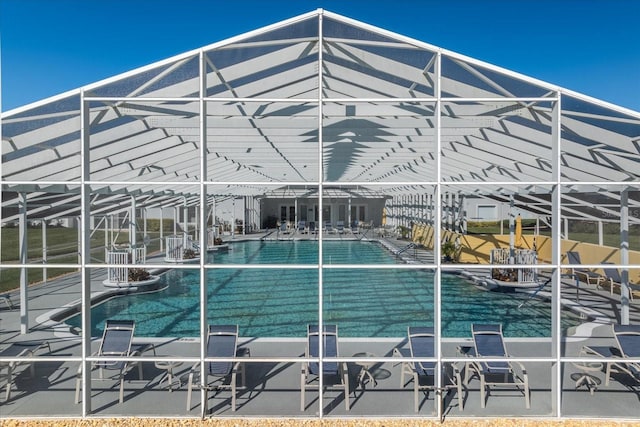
<box><xmin>2</xmin><ymin>9</ymin><xmax>640</xmax><ymax>223</ymax></box>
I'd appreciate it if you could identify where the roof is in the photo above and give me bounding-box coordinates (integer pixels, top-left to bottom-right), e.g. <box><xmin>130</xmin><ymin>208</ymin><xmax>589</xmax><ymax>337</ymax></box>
<box><xmin>2</xmin><ymin>9</ymin><xmax>640</xmax><ymax>223</ymax></box>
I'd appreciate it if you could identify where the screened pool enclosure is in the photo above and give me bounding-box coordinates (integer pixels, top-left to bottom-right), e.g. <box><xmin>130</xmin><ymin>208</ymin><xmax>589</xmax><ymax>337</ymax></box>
<box><xmin>2</xmin><ymin>9</ymin><xmax>640</xmax><ymax>420</ymax></box>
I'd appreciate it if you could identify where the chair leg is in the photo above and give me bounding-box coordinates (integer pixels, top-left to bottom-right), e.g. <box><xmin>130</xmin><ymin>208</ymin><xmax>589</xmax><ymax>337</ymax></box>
<box><xmin>186</xmin><ymin>372</ymin><xmax>194</xmax><ymax>411</ymax></box>
<box><xmin>523</xmin><ymin>378</ymin><xmax>531</xmax><ymax>409</ymax></box>
<box><xmin>201</xmin><ymin>388</ymin><xmax>208</xmax><ymax>419</ymax></box>
<box><xmin>231</xmin><ymin>371</ymin><xmax>237</xmax><ymax>411</ymax></box>
<box><xmin>413</xmin><ymin>374</ymin><xmax>419</xmax><ymax>412</ymax></box>
<box><xmin>343</xmin><ymin>363</ymin><xmax>350</xmax><ymax>411</ymax></box>
<box><xmin>480</xmin><ymin>376</ymin><xmax>486</xmax><ymax>408</ymax></box>
<box><xmin>119</xmin><ymin>374</ymin><xmax>125</xmax><ymax>403</ymax></box>
<box><xmin>5</xmin><ymin>366</ymin><xmax>12</xmax><ymax>400</ymax></box>
<box><xmin>74</xmin><ymin>365</ymin><xmax>82</xmax><ymax>404</ymax></box>
<box><xmin>300</xmin><ymin>372</ymin><xmax>306</xmax><ymax>411</ymax></box>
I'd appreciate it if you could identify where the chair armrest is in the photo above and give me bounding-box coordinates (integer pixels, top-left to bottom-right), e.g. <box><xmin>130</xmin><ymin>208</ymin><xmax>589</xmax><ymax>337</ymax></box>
<box><xmin>510</xmin><ymin>360</ymin><xmax>528</xmax><ymax>379</ymax></box>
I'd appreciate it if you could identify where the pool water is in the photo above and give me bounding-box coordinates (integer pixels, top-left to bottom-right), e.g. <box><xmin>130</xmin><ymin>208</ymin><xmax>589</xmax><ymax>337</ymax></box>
<box><xmin>68</xmin><ymin>240</ymin><xmax>579</xmax><ymax>338</ymax></box>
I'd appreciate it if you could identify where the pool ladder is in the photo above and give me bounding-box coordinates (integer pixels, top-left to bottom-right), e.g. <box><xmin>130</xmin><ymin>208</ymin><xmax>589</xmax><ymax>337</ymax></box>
<box><xmin>395</xmin><ymin>242</ymin><xmax>417</xmax><ymax>257</ymax></box>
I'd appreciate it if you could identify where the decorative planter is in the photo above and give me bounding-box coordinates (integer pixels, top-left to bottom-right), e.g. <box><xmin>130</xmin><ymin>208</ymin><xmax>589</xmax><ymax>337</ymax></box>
<box><xmin>102</xmin><ymin>275</ymin><xmax>161</xmax><ymax>289</ymax></box>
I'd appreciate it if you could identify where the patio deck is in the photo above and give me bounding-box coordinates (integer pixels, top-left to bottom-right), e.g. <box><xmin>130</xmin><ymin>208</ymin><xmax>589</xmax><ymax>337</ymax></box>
<box><xmin>1</xmin><ymin>235</ymin><xmax>639</xmax><ymax>420</ymax></box>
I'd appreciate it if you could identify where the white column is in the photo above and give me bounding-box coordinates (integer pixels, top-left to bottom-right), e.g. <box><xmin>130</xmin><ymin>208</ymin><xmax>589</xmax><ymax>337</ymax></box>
<box><xmin>550</xmin><ymin>96</ymin><xmax>562</xmax><ymax>416</ymax></box>
<box><xmin>80</xmin><ymin>91</ymin><xmax>93</xmax><ymax>413</ymax></box>
<box><xmin>232</xmin><ymin>198</ymin><xmax>236</xmax><ymax>238</ymax></box>
<box><xmin>174</xmin><ymin>207</ymin><xmax>178</xmax><ymax>235</ymax></box>
<box><xmin>433</xmin><ymin>51</ymin><xmax>444</xmax><ymax>420</ymax></box>
<box><xmin>509</xmin><ymin>195</ymin><xmax>515</xmax><ymax>260</ymax></box>
<box><xmin>159</xmin><ymin>209</ymin><xmax>164</xmax><ymax>252</ymax></box>
<box><xmin>143</xmin><ymin>207</ymin><xmax>147</xmax><ymax>244</ymax></box>
<box><xmin>130</xmin><ymin>196</ymin><xmax>137</xmax><ymax>248</ymax></box>
<box><xmin>19</xmin><ymin>192</ymin><xmax>29</xmax><ymax>333</ymax></box>
<box><xmin>183</xmin><ymin>197</ymin><xmax>188</xmax><ymax>238</ymax></box>
<box><xmin>42</xmin><ymin>220</ymin><xmax>47</xmax><ymax>285</ymax></box>
<box><xmin>77</xmin><ymin>216</ymin><xmax>82</xmax><ymax>265</ymax></box>
<box><xmin>194</xmin><ymin>204</ymin><xmax>199</xmax><ymax>240</ymax></box>
<box><xmin>598</xmin><ymin>221</ymin><xmax>604</xmax><ymax>246</ymax></box>
<box><xmin>620</xmin><ymin>189</ymin><xmax>630</xmax><ymax>324</ymax></box>
<box><xmin>104</xmin><ymin>216</ymin><xmax>109</xmax><ymax>260</ymax></box>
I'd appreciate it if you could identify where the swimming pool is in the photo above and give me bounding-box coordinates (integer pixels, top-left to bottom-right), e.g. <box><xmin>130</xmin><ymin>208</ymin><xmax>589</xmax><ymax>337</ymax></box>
<box><xmin>67</xmin><ymin>240</ymin><xmax>580</xmax><ymax>338</ymax></box>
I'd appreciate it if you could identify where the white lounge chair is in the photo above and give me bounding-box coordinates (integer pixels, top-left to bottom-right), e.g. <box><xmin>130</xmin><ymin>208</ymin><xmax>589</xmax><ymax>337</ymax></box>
<box><xmin>468</xmin><ymin>324</ymin><xmax>530</xmax><ymax>409</ymax></box>
<box><xmin>75</xmin><ymin>319</ymin><xmax>154</xmax><ymax>404</ymax></box>
<box><xmin>301</xmin><ymin>324</ymin><xmax>349</xmax><ymax>411</ymax></box>
<box><xmin>601</xmin><ymin>263</ymin><xmax>640</xmax><ymax>300</ymax></box>
<box><xmin>186</xmin><ymin>324</ymin><xmax>248</xmax><ymax>415</ymax></box>
<box><xmin>400</xmin><ymin>326</ymin><xmax>463</xmax><ymax>413</ymax></box>
<box><xmin>1</xmin><ymin>341</ymin><xmax>50</xmax><ymax>400</ymax></box>
<box><xmin>565</xmin><ymin>251</ymin><xmax>602</xmax><ymax>285</ymax></box>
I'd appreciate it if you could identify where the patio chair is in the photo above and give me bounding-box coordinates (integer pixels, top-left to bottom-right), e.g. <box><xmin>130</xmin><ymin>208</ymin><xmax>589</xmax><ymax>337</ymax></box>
<box><xmin>612</xmin><ymin>324</ymin><xmax>640</xmax><ymax>381</ymax></box>
<box><xmin>470</xmin><ymin>324</ymin><xmax>530</xmax><ymax>408</ymax></box>
<box><xmin>401</xmin><ymin>326</ymin><xmax>463</xmax><ymax>413</ymax></box>
<box><xmin>301</xmin><ymin>324</ymin><xmax>349</xmax><ymax>411</ymax></box>
<box><xmin>565</xmin><ymin>251</ymin><xmax>602</xmax><ymax>285</ymax></box>
<box><xmin>75</xmin><ymin>319</ymin><xmax>154</xmax><ymax>404</ymax></box>
<box><xmin>1</xmin><ymin>295</ymin><xmax>14</xmax><ymax>309</ymax></box>
<box><xmin>585</xmin><ymin>324</ymin><xmax>640</xmax><ymax>386</ymax></box>
<box><xmin>1</xmin><ymin>341</ymin><xmax>51</xmax><ymax>400</ymax></box>
<box><xmin>601</xmin><ymin>263</ymin><xmax>640</xmax><ymax>301</ymax></box>
<box><xmin>186</xmin><ymin>325</ymin><xmax>248</xmax><ymax>415</ymax></box>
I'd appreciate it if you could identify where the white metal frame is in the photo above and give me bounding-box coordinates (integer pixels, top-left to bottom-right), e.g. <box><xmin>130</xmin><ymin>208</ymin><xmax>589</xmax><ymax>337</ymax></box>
<box><xmin>1</xmin><ymin>8</ymin><xmax>640</xmax><ymax>421</ymax></box>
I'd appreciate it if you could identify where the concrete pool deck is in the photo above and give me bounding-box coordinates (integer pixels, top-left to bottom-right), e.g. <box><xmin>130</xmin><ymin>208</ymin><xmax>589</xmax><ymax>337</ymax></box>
<box><xmin>1</xmin><ymin>234</ymin><xmax>640</xmax><ymax>420</ymax></box>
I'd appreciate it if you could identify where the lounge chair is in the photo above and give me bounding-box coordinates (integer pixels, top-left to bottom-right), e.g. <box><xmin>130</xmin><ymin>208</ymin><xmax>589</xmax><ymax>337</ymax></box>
<box><xmin>565</xmin><ymin>251</ymin><xmax>602</xmax><ymax>285</ymax></box>
<box><xmin>584</xmin><ymin>324</ymin><xmax>640</xmax><ymax>386</ymax></box>
<box><xmin>75</xmin><ymin>319</ymin><xmax>154</xmax><ymax>404</ymax></box>
<box><xmin>336</xmin><ymin>221</ymin><xmax>345</xmax><ymax>234</ymax></box>
<box><xmin>601</xmin><ymin>263</ymin><xmax>640</xmax><ymax>300</ymax></box>
<box><xmin>186</xmin><ymin>325</ymin><xmax>248</xmax><ymax>415</ymax></box>
<box><xmin>297</xmin><ymin>221</ymin><xmax>306</xmax><ymax>234</ymax></box>
<box><xmin>469</xmin><ymin>324</ymin><xmax>530</xmax><ymax>408</ymax></box>
<box><xmin>0</xmin><ymin>295</ymin><xmax>14</xmax><ymax>309</ymax></box>
<box><xmin>323</xmin><ymin>221</ymin><xmax>333</xmax><ymax>234</ymax></box>
<box><xmin>400</xmin><ymin>326</ymin><xmax>463</xmax><ymax>413</ymax></box>
<box><xmin>309</xmin><ymin>221</ymin><xmax>316</xmax><ymax>234</ymax></box>
<box><xmin>1</xmin><ymin>341</ymin><xmax>51</xmax><ymax>400</ymax></box>
<box><xmin>301</xmin><ymin>324</ymin><xmax>349</xmax><ymax>411</ymax></box>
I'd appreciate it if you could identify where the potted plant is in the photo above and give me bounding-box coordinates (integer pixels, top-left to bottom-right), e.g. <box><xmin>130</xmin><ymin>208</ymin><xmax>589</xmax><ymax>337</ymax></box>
<box><xmin>183</xmin><ymin>248</ymin><xmax>197</xmax><ymax>259</ymax></box>
<box><xmin>128</xmin><ymin>268</ymin><xmax>151</xmax><ymax>282</ymax></box>
<box><xmin>441</xmin><ymin>240</ymin><xmax>457</xmax><ymax>262</ymax></box>
<box><xmin>397</xmin><ymin>225</ymin><xmax>411</xmax><ymax>240</ymax></box>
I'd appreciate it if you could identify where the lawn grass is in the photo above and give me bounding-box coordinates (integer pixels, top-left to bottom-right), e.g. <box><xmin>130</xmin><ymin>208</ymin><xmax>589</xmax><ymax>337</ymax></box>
<box><xmin>467</xmin><ymin>220</ymin><xmax>640</xmax><ymax>251</ymax></box>
<box><xmin>0</xmin><ymin>227</ymin><xmax>167</xmax><ymax>293</ymax></box>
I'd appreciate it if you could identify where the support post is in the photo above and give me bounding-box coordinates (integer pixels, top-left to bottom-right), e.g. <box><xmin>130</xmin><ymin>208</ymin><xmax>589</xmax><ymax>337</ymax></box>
<box><xmin>42</xmin><ymin>220</ymin><xmax>47</xmax><ymax>285</ymax></box>
<box><xmin>130</xmin><ymin>196</ymin><xmax>137</xmax><ymax>247</ymax></box>
<box><xmin>19</xmin><ymin>192</ymin><xmax>29</xmax><ymax>334</ymax></box>
<box><xmin>620</xmin><ymin>188</ymin><xmax>630</xmax><ymax>325</ymax></box>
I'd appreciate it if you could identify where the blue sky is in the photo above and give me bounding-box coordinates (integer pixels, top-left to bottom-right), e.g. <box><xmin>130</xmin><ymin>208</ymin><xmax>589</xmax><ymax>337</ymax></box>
<box><xmin>2</xmin><ymin>0</ymin><xmax>639</xmax><ymax>112</ymax></box>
